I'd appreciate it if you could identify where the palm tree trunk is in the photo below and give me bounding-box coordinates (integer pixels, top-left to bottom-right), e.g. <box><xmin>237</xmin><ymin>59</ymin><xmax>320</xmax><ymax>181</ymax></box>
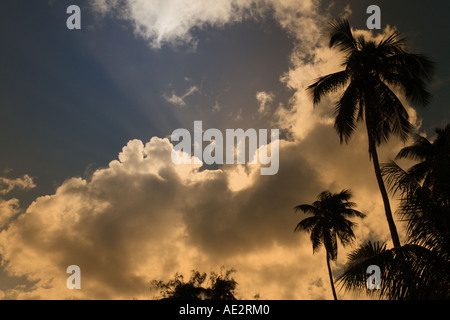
<box><xmin>326</xmin><ymin>251</ymin><xmax>338</xmax><ymax>300</ymax></box>
<box><xmin>366</xmin><ymin>125</ymin><xmax>402</xmax><ymax>248</ymax></box>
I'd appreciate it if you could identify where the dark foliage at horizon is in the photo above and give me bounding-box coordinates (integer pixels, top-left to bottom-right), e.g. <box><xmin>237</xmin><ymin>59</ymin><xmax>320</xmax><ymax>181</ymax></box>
<box><xmin>150</xmin><ymin>268</ymin><xmax>238</xmax><ymax>300</ymax></box>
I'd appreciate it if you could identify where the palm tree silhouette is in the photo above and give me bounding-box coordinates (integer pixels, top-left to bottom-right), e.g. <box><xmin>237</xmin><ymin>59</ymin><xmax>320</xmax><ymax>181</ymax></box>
<box><xmin>384</xmin><ymin>124</ymin><xmax>450</xmax><ymax>204</ymax></box>
<box><xmin>307</xmin><ymin>19</ymin><xmax>434</xmax><ymax>247</ymax></box>
<box><xmin>383</xmin><ymin>124</ymin><xmax>450</xmax><ymax>258</ymax></box>
<box><xmin>337</xmin><ymin>240</ymin><xmax>450</xmax><ymax>299</ymax></box>
<box><xmin>338</xmin><ymin>125</ymin><xmax>450</xmax><ymax>299</ymax></box>
<box><xmin>294</xmin><ymin>190</ymin><xmax>366</xmax><ymax>300</ymax></box>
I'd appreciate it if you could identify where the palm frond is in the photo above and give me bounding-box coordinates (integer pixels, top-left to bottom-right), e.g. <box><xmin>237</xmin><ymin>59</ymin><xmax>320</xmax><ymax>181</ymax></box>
<box><xmin>381</xmin><ymin>161</ymin><xmax>420</xmax><ymax>197</ymax></box>
<box><xmin>381</xmin><ymin>71</ymin><xmax>431</xmax><ymax>106</ymax></box>
<box><xmin>382</xmin><ymin>83</ymin><xmax>412</xmax><ymax>142</ymax></box>
<box><xmin>334</xmin><ymin>219</ymin><xmax>356</xmax><ymax>247</ymax></box>
<box><xmin>401</xmin><ymin>53</ymin><xmax>435</xmax><ymax>82</ymax></box>
<box><xmin>395</xmin><ymin>135</ymin><xmax>432</xmax><ymax>161</ymax></box>
<box><xmin>317</xmin><ymin>191</ymin><xmax>333</xmax><ymax>202</ymax></box>
<box><xmin>323</xmin><ymin>229</ymin><xmax>338</xmax><ymax>260</ymax></box>
<box><xmin>334</xmin><ymin>80</ymin><xmax>361</xmax><ymax>143</ymax></box>
<box><xmin>294</xmin><ymin>204</ymin><xmax>317</xmax><ymax>215</ymax></box>
<box><xmin>335</xmin><ymin>189</ymin><xmax>353</xmax><ymax>202</ymax></box>
<box><xmin>338</xmin><ymin>242</ymin><xmax>450</xmax><ymax>299</ymax></box>
<box><xmin>310</xmin><ymin>225</ymin><xmax>324</xmax><ymax>253</ymax></box>
<box><xmin>398</xmin><ymin>185</ymin><xmax>450</xmax><ymax>254</ymax></box>
<box><xmin>379</xmin><ymin>52</ymin><xmax>434</xmax><ymax>106</ymax></box>
<box><xmin>328</xmin><ymin>19</ymin><xmax>357</xmax><ymax>54</ymax></box>
<box><xmin>294</xmin><ymin>216</ymin><xmax>319</xmax><ymax>233</ymax></box>
<box><xmin>307</xmin><ymin>70</ymin><xmax>350</xmax><ymax>105</ymax></box>
<box><xmin>341</xmin><ymin>208</ymin><xmax>366</xmax><ymax>219</ymax></box>
<box><xmin>370</xmin><ymin>80</ymin><xmax>412</xmax><ymax>144</ymax></box>
<box><xmin>407</xmin><ymin>161</ymin><xmax>431</xmax><ymax>184</ymax></box>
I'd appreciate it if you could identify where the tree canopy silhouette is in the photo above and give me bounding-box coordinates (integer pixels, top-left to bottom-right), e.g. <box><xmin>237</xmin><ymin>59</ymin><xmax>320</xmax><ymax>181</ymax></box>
<box><xmin>307</xmin><ymin>19</ymin><xmax>435</xmax><ymax>247</ymax></box>
<box><xmin>150</xmin><ymin>268</ymin><xmax>238</xmax><ymax>300</ymax></box>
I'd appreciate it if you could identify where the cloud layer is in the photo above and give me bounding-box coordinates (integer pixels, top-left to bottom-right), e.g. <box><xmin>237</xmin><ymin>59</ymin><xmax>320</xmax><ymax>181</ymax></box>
<box><xmin>0</xmin><ymin>137</ymin><xmax>322</xmax><ymax>299</ymax></box>
<box><xmin>0</xmin><ymin>124</ymin><xmax>405</xmax><ymax>299</ymax></box>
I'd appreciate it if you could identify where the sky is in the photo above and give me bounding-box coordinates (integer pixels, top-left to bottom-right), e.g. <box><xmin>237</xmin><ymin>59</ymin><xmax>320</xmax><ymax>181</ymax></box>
<box><xmin>0</xmin><ymin>0</ymin><xmax>449</xmax><ymax>299</ymax></box>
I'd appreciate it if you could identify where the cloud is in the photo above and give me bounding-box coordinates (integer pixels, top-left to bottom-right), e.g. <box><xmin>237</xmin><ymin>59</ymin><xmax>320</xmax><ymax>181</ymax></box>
<box><xmin>0</xmin><ymin>136</ymin><xmax>332</xmax><ymax>299</ymax></box>
<box><xmin>90</xmin><ymin>0</ymin><xmax>322</xmax><ymax>49</ymax></box>
<box><xmin>0</xmin><ymin>175</ymin><xmax>36</xmax><ymax>229</ymax></box>
<box><xmin>0</xmin><ymin>119</ymin><xmax>406</xmax><ymax>300</ymax></box>
<box><xmin>212</xmin><ymin>101</ymin><xmax>222</xmax><ymax>113</ymax></box>
<box><xmin>256</xmin><ymin>91</ymin><xmax>275</xmax><ymax>115</ymax></box>
<box><xmin>91</xmin><ymin>0</ymin><xmax>258</xmax><ymax>48</ymax></box>
<box><xmin>0</xmin><ymin>198</ymin><xmax>21</xmax><ymax>229</ymax></box>
<box><xmin>231</xmin><ymin>108</ymin><xmax>243</xmax><ymax>122</ymax></box>
<box><xmin>0</xmin><ymin>175</ymin><xmax>36</xmax><ymax>195</ymax></box>
<box><xmin>164</xmin><ymin>85</ymin><xmax>199</xmax><ymax>107</ymax></box>
<box><xmin>341</xmin><ymin>4</ymin><xmax>352</xmax><ymax>19</ymax></box>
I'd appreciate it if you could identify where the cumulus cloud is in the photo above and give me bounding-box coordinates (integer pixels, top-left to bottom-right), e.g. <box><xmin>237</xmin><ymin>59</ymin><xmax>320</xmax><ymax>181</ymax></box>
<box><xmin>0</xmin><ymin>199</ymin><xmax>21</xmax><ymax>229</ymax></box>
<box><xmin>0</xmin><ymin>174</ymin><xmax>36</xmax><ymax>229</ymax></box>
<box><xmin>0</xmin><ymin>122</ymin><xmax>406</xmax><ymax>300</ymax></box>
<box><xmin>0</xmin><ymin>136</ymin><xmax>333</xmax><ymax>299</ymax></box>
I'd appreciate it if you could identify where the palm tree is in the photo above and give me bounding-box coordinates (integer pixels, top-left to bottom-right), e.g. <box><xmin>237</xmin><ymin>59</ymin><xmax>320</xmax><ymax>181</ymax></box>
<box><xmin>384</xmin><ymin>124</ymin><xmax>450</xmax><ymax>204</ymax></box>
<box><xmin>338</xmin><ymin>125</ymin><xmax>450</xmax><ymax>299</ymax></box>
<box><xmin>294</xmin><ymin>190</ymin><xmax>366</xmax><ymax>300</ymax></box>
<box><xmin>338</xmin><ymin>240</ymin><xmax>450</xmax><ymax>299</ymax></box>
<box><xmin>383</xmin><ymin>125</ymin><xmax>450</xmax><ymax>252</ymax></box>
<box><xmin>307</xmin><ymin>19</ymin><xmax>434</xmax><ymax>247</ymax></box>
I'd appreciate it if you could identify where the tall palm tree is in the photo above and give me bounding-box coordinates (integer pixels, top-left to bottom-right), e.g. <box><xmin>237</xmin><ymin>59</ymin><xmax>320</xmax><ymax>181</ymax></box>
<box><xmin>307</xmin><ymin>19</ymin><xmax>434</xmax><ymax>247</ymax></box>
<box><xmin>294</xmin><ymin>190</ymin><xmax>366</xmax><ymax>300</ymax></box>
<box><xmin>383</xmin><ymin>124</ymin><xmax>450</xmax><ymax>257</ymax></box>
<box><xmin>338</xmin><ymin>125</ymin><xmax>450</xmax><ymax>299</ymax></box>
